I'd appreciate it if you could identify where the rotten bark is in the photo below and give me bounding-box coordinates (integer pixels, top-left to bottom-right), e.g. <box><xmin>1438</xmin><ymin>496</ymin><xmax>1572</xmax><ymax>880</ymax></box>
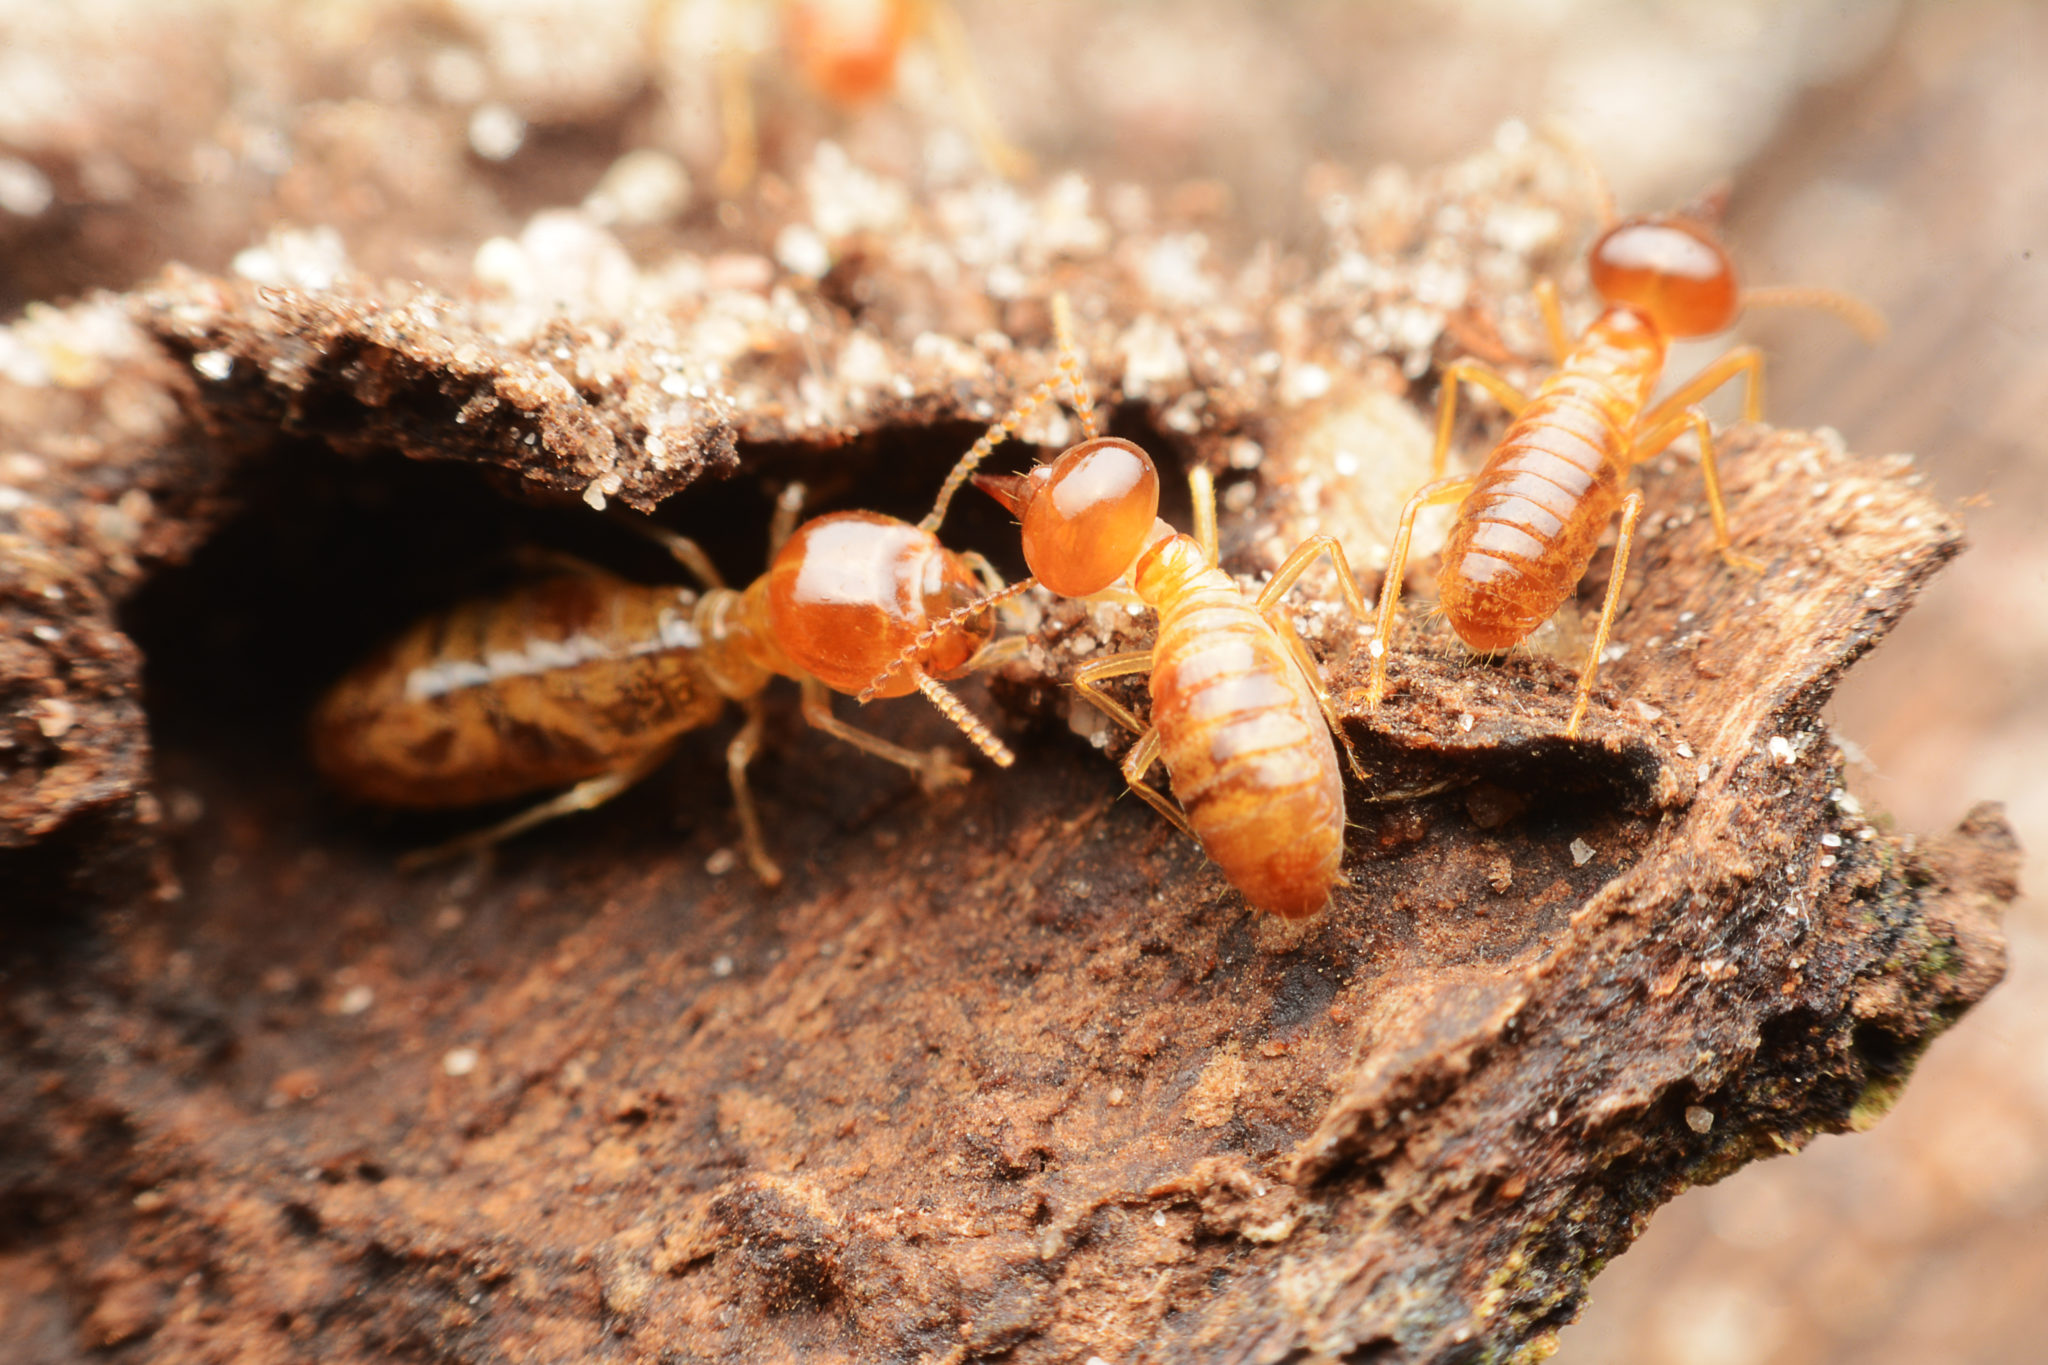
<box><xmin>0</xmin><ymin>122</ymin><xmax>2014</xmax><ymax>1365</ymax></box>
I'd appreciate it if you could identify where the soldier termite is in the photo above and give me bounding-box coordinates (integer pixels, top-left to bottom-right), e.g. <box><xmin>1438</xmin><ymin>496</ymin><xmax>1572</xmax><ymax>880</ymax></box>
<box><xmin>864</xmin><ymin>297</ymin><xmax>1372</xmax><ymax>919</ymax></box>
<box><xmin>310</xmin><ymin>484</ymin><xmax>1019</xmax><ymax>884</ymax></box>
<box><xmin>1363</xmin><ymin>176</ymin><xmax>1884</xmax><ymax>737</ymax></box>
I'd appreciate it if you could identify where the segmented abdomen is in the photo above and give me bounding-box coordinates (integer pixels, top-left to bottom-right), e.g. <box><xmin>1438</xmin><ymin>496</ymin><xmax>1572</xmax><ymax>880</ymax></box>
<box><xmin>1149</xmin><ymin>575</ymin><xmax>1344</xmax><ymax>919</ymax></box>
<box><xmin>311</xmin><ymin>574</ymin><xmax>724</xmax><ymax>808</ymax></box>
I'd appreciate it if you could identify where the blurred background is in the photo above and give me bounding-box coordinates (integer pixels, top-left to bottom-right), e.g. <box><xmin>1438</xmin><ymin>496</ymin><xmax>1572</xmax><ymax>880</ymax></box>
<box><xmin>2</xmin><ymin>1</ymin><xmax>2040</xmax><ymax>1361</ymax></box>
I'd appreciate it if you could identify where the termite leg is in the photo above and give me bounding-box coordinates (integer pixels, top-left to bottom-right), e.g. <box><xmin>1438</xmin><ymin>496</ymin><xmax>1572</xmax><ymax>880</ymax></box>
<box><xmin>800</xmin><ymin>676</ymin><xmax>971</xmax><ymax>790</ymax></box>
<box><xmin>1364</xmin><ymin>475</ymin><xmax>1478</xmax><ymax>709</ymax></box>
<box><xmin>1072</xmin><ymin>649</ymin><xmax>1156</xmax><ymax>738</ymax></box>
<box><xmin>1430</xmin><ymin>361</ymin><xmax>1532</xmax><ymax>480</ymax></box>
<box><xmin>398</xmin><ymin>743</ymin><xmax>678</xmax><ymax>872</ymax></box>
<box><xmin>1630</xmin><ymin>407</ymin><xmax>1763</xmax><ymax>571</ymax></box>
<box><xmin>1638</xmin><ymin>344</ymin><xmax>1763</xmax><ymax>431</ymax></box>
<box><xmin>507</xmin><ymin>547</ymin><xmax>615</xmax><ymax>580</ymax></box>
<box><xmin>726</xmin><ymin>695</ymin><xmax>783</xmax><ymax>885</ymax></box>
<box><xmin>1255</xmin><ymin>534</ymin><xmax>1370</xmax><ymax>624</ymax></box>
<box><xmin>965</xmin><ymin>634</ymin><xmax>1031</xmax><ymax>672</ymax></box>
<box><xmin>1567</xmin><ymin>491</ymin><xmax>1645</xmax><ymax>739</ymax></box>
<box><xmin>1270</xmin><ymin>610</ymin><xmax>1368</xmax><ymax>781</ymax></box>
<box><xmin>1254</xmin><ymin>532</ymin><xmax>1374</xmax><ymax>779</ymax></box>
<box><xmin>1074</xmin><ymin>651</ymin><xmax>1193</xmax><ymax>836</ymax></box>
<box><xmin>712</xmin><ymin>0</ymin><xmax>757</xmax><ymax>197</ymax></box>
<box><xmin>634</xmin><ymin>525</ymin><xmax>730</xmax><ymax>591</ymax></box>
<box><xmin>922</xmin><ymin>0</ymin><xmax>1032</xmax><ymax>180</ymax></box>
<box><xmin>1117</xmin><ymin>727</ymin><xmax>1196</xmax><ymax>837</ymax></box>
<box><xmin>1534</xmin><ymin>278</ymin><xmax>1571</xmax><ymax>362</ymax></box>
<box><xmin>1190</xmin><ymin>465</ymin><xmax>1219</xmax><ymax>566</ymax></box>
<box><xmin>769</xmin><ymin>482</ymin><xmax>807</xmax><ymax>557</ymax></box>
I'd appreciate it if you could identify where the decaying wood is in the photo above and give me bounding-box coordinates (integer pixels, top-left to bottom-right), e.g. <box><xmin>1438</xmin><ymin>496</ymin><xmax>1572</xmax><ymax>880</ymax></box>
<box><xmin>0</xmin><ymin>128</ymin><xmax>2015</xmax><ymax>1365</ymax></box>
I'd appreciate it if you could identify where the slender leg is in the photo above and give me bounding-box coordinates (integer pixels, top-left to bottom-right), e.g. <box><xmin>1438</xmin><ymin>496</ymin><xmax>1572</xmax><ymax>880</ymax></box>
<box><xmin>1628</xmin><ymin>407</ymin><xmax>1762</xmax><ymax>571</ymax></box>
<box><xmin>921</xmin><ymin>0</ymin><xmax>1032</xmax><ymax>180</ymax></box>
<box><xmin>1533</xmin><ymin>278</ymin><xmax>1571</xmax><ymax>362</ymax></box>
<box><xmin>1637</xmin><ymin>345</ymin><xmax>1763</xmax><ymax>434</ymax></box>
<box><xmin>725</xmin><ymin>696</ymin><xmax>782</xmax><ymax>885</ymax></box>
<box><xmin>1253</xmin><ymin>532</ymin><xmax>1373</xmax><ymax>779</ymax></box>
<box><xmin>1431</xmin><ymin>361</ymin><xmax>1531</xmax><ymax>480</ymax></box>
<box><xmin>398</xmin><ymin>744</ymin><xmax>677</xmax><ymax>871</ymax></box>
<box><xmin>1072</xmin><ymin>649</ymin><xmax>1156</xmax><ymax>738</ymax></box>
<box><xmin>507</xmin><ymin>547</ymin><xmax>615</xmax><ymax>580</ymax></box>
<box><xmin>800</xmin><ymin>676</ymin><xmax>970</xmax><ymax>790</ymax></box>
<box><xmin>958</xmin><ymin>549</ymin><xmax>1007</xmax><ymax>598</ymax></box>
<box><xmin>1364</xmin><ymin>475</ymin><xmax>1478</xmax><ymax>708</ymax></box>
<box><xmin>1255</xmin><ymin>534</ymin><xmax>1370</xmax><ymax>623</ymax></box>
<box><xmin>768</xmin><ymin>482</ymin><xmax>806</xmax><ymax>557</ymax></box>
<box><xmin>1567</xmin><ymin>491</ymin><xmax>1644</xmax><ymax>739</ymax></box>
<box><xmin>1190</xmin><ymin>465</ymin><xmax>1219</xmax><ymax>566</ymax></box>
<box><xmin>712</xmin><ymin>0</ymin><xmax>757</xmax><ymax>197</ymax></box>
<box><xmin>922</xmin><ymin>292</ymin><xmax>1093</xmax><ymax>533</ymax></box>
<box><xmin>630</xmin><ymin>524</ymin><xmax>728</xmax><ymax>591</ymax></box>
<box><xmin>1117</xmin><ymin>727</ymin><xmax>1196</xmax><ymax>837</ymax></box>
<box><xmin>1269</xmin><ymin>608</ymin><xmax>1367</xmax><ymax>780</ymax></box>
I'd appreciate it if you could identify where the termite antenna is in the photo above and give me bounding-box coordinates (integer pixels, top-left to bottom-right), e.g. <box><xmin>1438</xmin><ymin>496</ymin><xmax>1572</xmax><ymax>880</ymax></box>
<box><xmin>914</xmin><ymin>672</ymin><xmax>1015</xmax><ymax>768</ymax></box>
<box><xmin>1739</xmin><ymin>285</ymin><xmax>1889</xmax><ymax>344</ymax></box>
<box><xmin>1050</xmin><ymin>292</ymin><xmax>1098</xmax><ymax>441</ymax></box>
<box><xmin>919</xmin><ymin>291</ymin><xmax>1096</xmax><ymax>534</ymax></box>
<box><xmin>857</xmin><ymin>576</ymin><xmax>1038</xmax><ymax>704</ymax></box>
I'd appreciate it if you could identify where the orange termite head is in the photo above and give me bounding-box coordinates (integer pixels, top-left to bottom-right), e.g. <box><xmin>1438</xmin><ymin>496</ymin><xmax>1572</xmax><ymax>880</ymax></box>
<box><xmin>783</xmin><ymin>0</ymin><xmax>914</xmax><ymax>106</ymax></box>
<box><xmin>765</xmin><ymin>510</ymin><xmax>994</xmax><ymax>698</ymax></box>
<box><xmin>1588</xmin><ymin>213</ymin><xmax>1741</xmax><ymax>338</ymax></box>
<box><xmin>973</xmin><ymin>436</ymin><xmax>1161</xmax><ymax>598</ymax></box>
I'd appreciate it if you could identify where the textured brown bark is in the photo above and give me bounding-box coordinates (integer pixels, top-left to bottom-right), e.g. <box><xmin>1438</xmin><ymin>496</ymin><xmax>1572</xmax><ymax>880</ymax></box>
<box><xmin>0</xmin><ymin>15</ymin><xmax>2017</xmax><ymax>1364</ymax></box>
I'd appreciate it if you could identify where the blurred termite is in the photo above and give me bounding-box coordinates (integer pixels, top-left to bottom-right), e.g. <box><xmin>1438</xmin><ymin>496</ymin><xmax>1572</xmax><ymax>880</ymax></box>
<box><xmin>311</xmin><ymin>484</ymin><xmax>1020</xmax><ymax>885</ymax></box>
<box><xmin>648</xmin><ymin>0</ymin><xmax>1028</xmax><ymax>196</ymax></box>
<box><xmin>1364</xmin><ymin>166</ymin><xmax>1885</xmax><ymax>737</ymax></box>
<box><xmin>864</xmin><ymin>297</ymin><xmax>1372</xmax><ymax>919</ymax></box>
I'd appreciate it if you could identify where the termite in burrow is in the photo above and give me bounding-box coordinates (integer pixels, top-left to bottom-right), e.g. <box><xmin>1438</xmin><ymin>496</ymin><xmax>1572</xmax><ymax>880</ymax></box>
<box><xmin>1362</xmin><ymin>181</ymin><xmax>1884</xmax><ymax>738</ymax></box>
<box><xmin>311</xmin><ymin>483</ymin><xmax>1020</xmax><ymax>884</ymax></box>
<box><xmin>862</xmin><ymin>296</ymin><xmax>1373</xmax><ymax>918</ymax></box>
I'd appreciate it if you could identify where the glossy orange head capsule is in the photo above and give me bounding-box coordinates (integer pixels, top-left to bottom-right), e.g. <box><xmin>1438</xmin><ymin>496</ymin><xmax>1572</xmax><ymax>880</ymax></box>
<box><xmin>1589</xmin><ymin>214</ymin><xmax>1740</xmax><ymax>338</ymax></box>
<box><xmin>765</xmin><ymin>511</ymin><xmax>994</xmax><ymax>698</ymax></box>
<box><xmin>973</xmin><ymin>437</ymin><xmax>1162</xmax><ymax>597</ymax></box>
<box><xmin>783</xmin><ymin>0</ymin><xmax>913</xmax><ymax>105</ymax></box>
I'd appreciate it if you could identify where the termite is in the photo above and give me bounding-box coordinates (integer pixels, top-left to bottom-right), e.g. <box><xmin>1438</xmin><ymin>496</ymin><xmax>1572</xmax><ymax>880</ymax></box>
<box><xmin>864</xmin><ymin>297</ymin><xmax>1372</xmax><ymax>918</ymax></box>
<box><xmin>671</xmin><ymin>0</ymin><xmax>1028</xmax><ymax>196</ymax></box>
<box><xmin>1363</xmin><ymin>182</ymin><xmax>1884</xmax><ymax>737</ymax></box>
<box><xmin>310</xmin><ymin>484</ymin><xmax>1017</xmax><ymax>884</ymax></box>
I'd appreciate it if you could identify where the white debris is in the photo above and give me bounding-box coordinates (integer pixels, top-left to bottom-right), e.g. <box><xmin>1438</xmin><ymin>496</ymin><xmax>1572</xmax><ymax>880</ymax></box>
<box><xmin>0</xmin><ymin>156</ymin><xmax>55</xmax><ymax>216</ymax></box>
<box><xmin>1569</xmin><ymin>838</ymin><xmax>1595</xmax><ymax>866</ymax></box>
<box><xmin>192</xmin><ymin>350</ymin><xmax>234</xmax><ymax>381</ymax></box>
<box><xmin>582</xmin><ymin>149</ymin><xmax>690</xmax><ymax>227</ymax></box>
<box><xmin>1685</xmin><ymin>1105</ymin><xmax>1714</xmax><ymax>1134</ymax></box>
<box><xmin>468</xmin><ymin>102</ymin><xmax>526</xmax><ymax>161</ymax></box>
<box><xmin>1767</xmin><ymin>735</ymin><xmax>1797</xmax><ymax>765</ymax></box>
<box><xmin>705</xmin><ymin>847</ymin><xmax>738</xmax><ymax>877</ymax></box>
<box><xmin>774</xmin><ymin>223</ymin><xmax>832</xmax><ymax>279</ymax></box>
<box><xmin>442</xmin><ymin>1046</ymin><xmax>481</xmax><ymax>1077</ymax></box>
